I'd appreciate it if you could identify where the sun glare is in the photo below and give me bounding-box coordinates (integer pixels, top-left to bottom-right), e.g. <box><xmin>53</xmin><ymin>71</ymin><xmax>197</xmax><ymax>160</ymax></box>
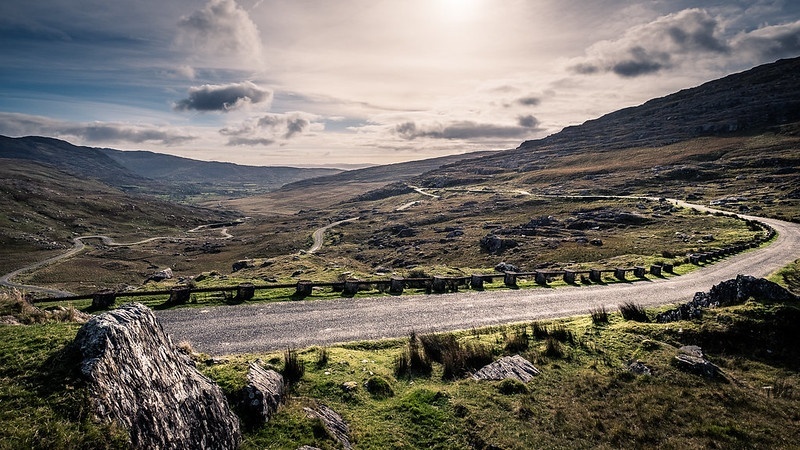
<box><xmin>438</xmin><ymin>0</ymin><xmax>482</xmax><ymax>23</ymax></box>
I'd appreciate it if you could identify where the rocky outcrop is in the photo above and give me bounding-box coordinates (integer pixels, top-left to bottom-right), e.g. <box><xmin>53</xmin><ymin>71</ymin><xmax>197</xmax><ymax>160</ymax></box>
<box><xmin>472</xmin><ymin>355</ymin><xmax>540</xmax><ymax>382</ymax></box>
<box><xmin>480</xmin><ymin>234</ymin><xmax>518</xmax><ymax>254</ymax></box>
<box><xmin>73</xmin><ymin>303</ymin><xmax>240</xmax><ymax>450</ymax></box>
<box><xmin>241</xmin><ymin>362</ymin><xmax>284</xmax><ymax>425</ymax></box>
<box><xmin>656</xmin><ymin>275</ymin><xmax>797</xmax><ymax>322</ymax></box>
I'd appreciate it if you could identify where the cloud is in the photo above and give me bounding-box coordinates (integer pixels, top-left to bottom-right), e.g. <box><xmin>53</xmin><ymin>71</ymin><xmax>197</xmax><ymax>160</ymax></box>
<box><xmin>220</xmin><ymin>112</ymin><xmax>322</xmax><ymax>145</ymax></box>
<box><xmin>516</xmin><ymin>96</ymin><xmax>541</xmax><ymax>106</ymax></box>
<box><xmin>732</xmin><ymin>20</ymin><xmax>800</xmax><ymax>60</ymax></box>
<box><xmin>571</xmin><ymin>8</ymin><xmax>729</xmax><ymax>77</ymax></box>
<box><xmin>176</xmin><ymin>0</ymin><xmax>264</xmax><ymax>67</ymax></box>
<box><xmin>174</xmin><ymin>81</ymin><xmax>272</xmax><ymax>112</ymax></box>
<box><xmin>394</xmin><ymin>118</ymin><xmax>542</xmax><ymax>141</ymax></box>
<box><xmin>0</xmin><ymin>112</ymin><xmax>196</xmax><ymax>145</ymax></box>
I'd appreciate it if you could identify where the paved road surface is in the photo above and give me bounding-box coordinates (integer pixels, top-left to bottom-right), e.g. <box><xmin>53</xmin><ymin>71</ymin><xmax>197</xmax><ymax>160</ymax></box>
<box><xmin>157</xmin><ymin>212</ymin><xmax>800</xmax><ymax>356</ymax></box>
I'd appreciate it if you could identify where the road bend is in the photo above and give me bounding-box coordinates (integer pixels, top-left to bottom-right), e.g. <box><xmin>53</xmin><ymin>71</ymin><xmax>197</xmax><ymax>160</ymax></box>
<box><xmin>157</xmin><ymin>212</ymin><xmax>800</xmax><ymax>356</ymax></box>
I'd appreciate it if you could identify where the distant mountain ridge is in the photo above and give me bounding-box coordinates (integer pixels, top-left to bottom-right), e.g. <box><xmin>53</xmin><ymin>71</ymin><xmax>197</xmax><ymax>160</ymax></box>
<box><xmin>0</xmin><ymin>136</ymin><xmax>341</xmax><ymax>193</ymax></box>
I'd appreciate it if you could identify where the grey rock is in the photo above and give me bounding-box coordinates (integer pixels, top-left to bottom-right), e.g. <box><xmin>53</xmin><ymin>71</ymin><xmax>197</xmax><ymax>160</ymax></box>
<box><xmin>232</xmin><ymin>259</ymin><xmax>254</xmax><ymax>272</ymax></box>
<box><xmin>494</xmin><ymin>262</ymin><xmax>520</xmax><ymax>273</ymax></box>
<box><xmin>480</xmin><ymin>234</ymin><xmax>518</xmax><ymax>254</ymax></box>
<box><xmin>304</xmin><ymin>404</ymin><xmax>352</xmax><ymax>450</ymax></box>
<box><xmin>241</xmin><ymin>362</ymin><xmax>284</xmax><ymax>425</ymax></box>
<box><xmin>147</xmin><ymin>267</ymin><xmax>173</xmax><ymax>282</ymax></box>
<box><xmin>472</xmin><ymin>355</ymin><xmax>540</xmax><ymax>383</ymax></box>
<box><xmin>628</xmin><ymin>360</ymin><xmax>652</xmax><ymax>376</ymax></box>
<box><xmin>74</xmin><ymin>303</ymin><xmax>240</xmax><ymax>450</ymax></box>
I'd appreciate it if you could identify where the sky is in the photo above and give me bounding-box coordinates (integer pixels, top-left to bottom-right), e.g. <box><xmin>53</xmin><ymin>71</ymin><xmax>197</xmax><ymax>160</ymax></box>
<box><xmin>1</xmin><ymin>1</ymin><xmax>799</xmax><ymax>168</ymax></box>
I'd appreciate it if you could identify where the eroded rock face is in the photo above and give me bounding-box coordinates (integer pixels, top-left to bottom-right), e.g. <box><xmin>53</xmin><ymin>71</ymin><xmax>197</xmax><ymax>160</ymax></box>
<box><xmin>74</xmin><ymin>303</ymin><xmax>241</xmax><ymax>450</ymax></box>
<box><xmin>304</xmin><ymin>404</ymin><xmax>352</xmax><ymax>450</ymax></box>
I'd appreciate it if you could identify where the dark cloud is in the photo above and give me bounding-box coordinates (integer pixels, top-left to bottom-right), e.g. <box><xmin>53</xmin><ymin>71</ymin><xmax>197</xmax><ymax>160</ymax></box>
<box><xmin>516</xmin><ymin>96</ymin><xmax>541</xmax><ymax>106</ymax></box>
<box><xmin>63</xmin><ymin>124</ymin><xmax>196</xmax><ymax>145</ymax></box>
<box><xmin>220</xmin><ymin>112</ymin><xmax>319</xmax><ymax>145</ymax></box>
<box><xmin>611</xmin><ymin>47</ymin><xmax>671</xmax><ymax>77</ymax></box>
<box><xmin>394</xmin><ymin>119</ymin><xmax>542</xmax><ymax>140</ymax></box>
<box><xmin>226</xmin><ymin>137</ymin><xmax>275</xmax><ymax>146</ymax></box>
<box><xmin>174</xmin><ymin>81</ymin><xmax>271</xmax><ymax>112</ymax></box>
<box><xmin>517</xmin><ymin>115</ymin><xmax>540</xmax><ymax>129</ymax></box>
<box><xmin>0</xmin><ymin>112</ymin><xmax>196</xmax><ymax>145</ymax></box>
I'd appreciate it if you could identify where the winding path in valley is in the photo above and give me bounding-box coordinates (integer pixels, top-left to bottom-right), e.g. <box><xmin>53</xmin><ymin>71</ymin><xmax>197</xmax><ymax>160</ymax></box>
<box><xmin>157</xmin><ymin>203</ymin><xmax>800</xmax><ymax>356</ymax></box>
<box><xmin>308</xmin><ymin>217</ymin><xmax>360</xmax><ymax>254</ymax></box>
<box><xmin>0</xmin><ymin>226</ymin><xmax>235</xmax><ymax>297</ymax></box>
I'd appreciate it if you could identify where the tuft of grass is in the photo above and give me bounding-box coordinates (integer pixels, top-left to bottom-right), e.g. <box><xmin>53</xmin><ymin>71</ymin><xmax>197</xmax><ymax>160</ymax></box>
<box><xmin>442</xmin><ymin>341</ymin><xmax>493</xmax><ymax>380</ymax></box>
<box><xmin>364</xmin><ymin>376</ymin><xmax>394</xmax><ymax>399</ymax></box>
<box><xmin>394</xmin><ymin>332</ymin><xmax>432</xmax><ymax>379</ymax></box>
<box><xmin>543</xmin><ymin>337</ymin><xmax>564</xmax><ymax>358</ymax></box>
<box><xmin>504</xmin><ymin>326</ymin><xmax>530</xmax><ymax>353</ymax></box>
<box><xmin>619</xmin><ymin>302</ymin><xmax>650</xmax><ymax>322</ymax></box>
<box><xmin>590</xmin><ymin>305</ymin><xmax>609</xmax><ymax>324</ymax></box>
<box><xmin>315</xmin><ymin>347</ymin><xmax>329</xmax><ymax>368</ymax></box>
<box><xmin>282</xmin><ymin>348</ymin><xmax>305</xmax><ymax>385</ymax></box>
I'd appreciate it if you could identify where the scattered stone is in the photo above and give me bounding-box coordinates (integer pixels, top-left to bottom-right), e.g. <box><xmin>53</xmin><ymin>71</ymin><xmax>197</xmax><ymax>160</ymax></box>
<box><xmin>472</xmin><ymin>355</ymin><xmax>540</xmax><ymax>383</ymax></box>
<box><xmin>494</xmin><ymin>261</ymin><xmax>519</xmax><ymax>273</ymax></box>
<box><xmin>304</xmin><ymin>403</ymin><xmax>352</xmax><ymax>450</ymax></box>
<box><xmin>673</xmin><ymin>346</ymin><xmax>722</xmax><ymax>379</ymax></box>
<box><xmin>73</xmin><ymin>303</ymin><xmax>241</xmax><ymax>450</ymax></box>
<box><xmin>147</xmin><ymin>267</ymin><xmax>173</xmax><ymax>282</ymax></box>
<box><xmin>628</xmin><ymin>360</ymin><xmax>652</xmax><ymax>376</ymax></box>
<box><xmin>590</xmin><ymin>239</ymin><xmax>603</xmax><ymax>246</ymax></box>
<box><xmin>231</xmin><ymin>259</ymin><xmax>255</xmax><ymax>272</ymax></box>
<box><xmin>480</xmin><ymin>234</ymin><xmax>518</xmax><ymax>254</ymax></box>
<box><xmin>296</xmin><ymin>446</ymin><xmax>322</xmax><ymax>450</ymax></box>
<box><xmin>241</xmin><ymin>362</ymin><xmax>284</xmax><ymax>425</ymax></box>
<box><xmin>342</xmin><ymin>381</ymin><xmax>358</xmax><ymax>392</ymax></box>
<box><xmin>656</xmin><ymin>275</ymin><xmax>798</xmax><ymax>322</ymax></box>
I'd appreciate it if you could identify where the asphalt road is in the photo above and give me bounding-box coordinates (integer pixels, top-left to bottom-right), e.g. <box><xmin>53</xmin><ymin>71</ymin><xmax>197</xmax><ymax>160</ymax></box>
<box><xmin>157</xmin><ymin>212</ymin><xmax>800</xmax><ymax>356</ymax></box>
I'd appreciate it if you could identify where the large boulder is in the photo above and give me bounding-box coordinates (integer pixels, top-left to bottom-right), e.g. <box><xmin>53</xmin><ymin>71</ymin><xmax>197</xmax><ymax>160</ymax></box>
<box><xmin>304</xmin><ymin>403</ymin><xmax>352</xmax><ymax>450</ymax></box>
<box><xmin>73</xmin><ymin>303</ymin><xmax>241</xmax><ymax>450</ymax></box>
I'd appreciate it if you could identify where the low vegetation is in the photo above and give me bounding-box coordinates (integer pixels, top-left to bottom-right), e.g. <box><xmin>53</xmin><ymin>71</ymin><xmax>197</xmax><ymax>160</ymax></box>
<box><xmin>2</xmin><ymin>263</ymin><xmax>798</xmax><ymax>448</ymax></box>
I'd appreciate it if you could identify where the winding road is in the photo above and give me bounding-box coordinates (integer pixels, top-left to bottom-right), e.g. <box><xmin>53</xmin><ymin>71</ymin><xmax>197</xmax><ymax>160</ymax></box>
<box><xmin>157</xmin><ymin>207</ymin><xmax>800</xmax><ymax>356</ymax></box>
<box><xmin>308</xmin><ymin>217</ymin><xmax>360</xmax><ymax>253</ymax></box>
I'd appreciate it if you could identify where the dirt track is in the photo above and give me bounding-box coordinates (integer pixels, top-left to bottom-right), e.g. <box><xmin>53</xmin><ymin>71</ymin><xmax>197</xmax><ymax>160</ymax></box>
<box><xmin>157</xmin><ymin>212</ymin><xmax>800</xmax><ymax>356</ymax></box>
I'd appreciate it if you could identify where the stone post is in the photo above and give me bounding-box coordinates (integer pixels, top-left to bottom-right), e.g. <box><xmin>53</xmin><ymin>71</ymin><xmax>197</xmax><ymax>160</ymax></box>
<box><xmin>343</xmin><ymin>279</ymin><xmax>360</xmax><ymax>296</ymax></box>
<box><xmin>649</xmin><ymin>265</ymin><xmax>662</xmax><ymax>277</ymax></box>
<box><xmin>589</xmin><ymin>269</ymin><xmax>602</xmax><ymax>283</ymax></box>
<box><xmin>168</xmin><ymin>286</ymin><xmax>191</xmax><ymax>305</ymax></box>
<box><xmin>563</xmin><ymin>270</ymin><xmax>576</xmax><ymax>284</ymax></box>
<box><xmin>470</xmin><ymin>275</ymin><xmax>485</xmax><ymax>290</ymax></box>
<box><xmin>633</xmin><ymin>266</ymin><xmax>646</xmax><ymax>278</ymax></box>
<box><xmin>504</xmin><ymin>272</ymin><xmax>518</xmax><ymax>288</ymax></box>
<box><xmin>432</xmin><ymin>276</ymin><xmax>447</xmax><ymax>293</ymax></box>
<box><xmin>390</xmin><ymin>277</ymin><xmax>404</xmax><ymax>294</ymax></box>
<box><xmin>663</xmin><ymin>263</ymin><xmax>674</xmax><ymax>273</ymax></box>
<box><xmin>236</xmin><ymin>283</ymin><xmax>255</xmax><ymax>301</ymax></box>
<box><xmin>535</xmin><ymin>272</ymin><xmax>548</xmax><ymax>286</ymax></box>
<box><xmin>295</xmin><ymin>281</ymin><xmax>313</xmax><ymax>297</ymax></box>
<box><xmin>92</xmin><ymin>290</ymin><xmax>116</xmax><ymax>309</ymax></box>
<box><xmin>614</xmin><ymin>268</ymin><xmax>626</xmax><ymax>281</ymax></box>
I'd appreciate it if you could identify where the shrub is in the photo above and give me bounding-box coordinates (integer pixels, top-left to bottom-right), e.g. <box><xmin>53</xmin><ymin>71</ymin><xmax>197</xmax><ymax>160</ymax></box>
<box><xmin>549</xmin><ymin>325</ymin><xmax>574</xmax><ymax>344</ymax></box>
<box><xmin>419</xmin><ymin>333</ymin><xmax>459</xmax><ymax>363</ymax></box>
<box><xmin>531</xmin><ymin>321</ymin><xmax>549</xmax><ymax>340</ymax></box>
<box><xmin>364</xmin><ymin>376</ymin><xmax>395</xmax><ymax>399</ymax></box>
<box><xmin>619</xmin><ymin>302</ymin><xmax>650</xmax><ymax>322</ymax></box>
<box><xmin>590</xmin><ymin>305</ymin><xmax>609</xmax><ymax>324</ymax></box>
<box><xmin>498</xmin><ymin>378</ymin><xmax>529</xmax><ymax>395</ymax></box>
<box><xmin>283</xmin><ymin>348</ymin><xmax>305</xmax><ymax>385</ymax></box>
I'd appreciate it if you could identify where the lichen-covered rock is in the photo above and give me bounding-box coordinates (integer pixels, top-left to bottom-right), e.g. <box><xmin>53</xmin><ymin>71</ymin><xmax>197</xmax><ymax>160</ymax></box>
<box><xmin>241</xmin><ymin>362</ymin><xmax>284</xmax><ymax>425</ymax></box>
<box><xmin>74</xmin><ymin>303</ymin><xmax>240</xmax><ymax>450</ymax></box>
<box><xmin>472</xmin><ymin>355</ymin><xmax>540</xmax><ymax>382</ymax></box>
